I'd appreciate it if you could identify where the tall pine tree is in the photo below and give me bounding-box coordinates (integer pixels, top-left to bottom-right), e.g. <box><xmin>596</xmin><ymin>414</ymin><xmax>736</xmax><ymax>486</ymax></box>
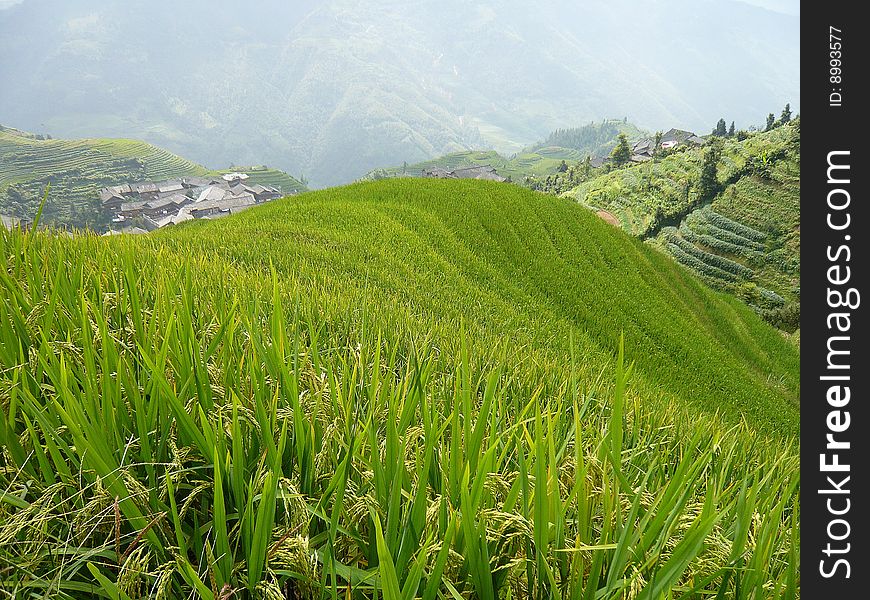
<box><xmin>610</xmin><ymin>133</ymin><xmax>631</xmax><ymax>166</ymax></box>
<box><xmin>697</xmin><ymin>144</ymin><xmax>721</xmax><ymax>202</ymax></box>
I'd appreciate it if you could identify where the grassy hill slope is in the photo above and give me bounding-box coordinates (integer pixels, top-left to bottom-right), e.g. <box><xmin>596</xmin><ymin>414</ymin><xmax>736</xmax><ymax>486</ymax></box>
<box><xmin>1</xmin><ymin>179</ymin><xmax>799</xmax><ymax>598</ymax></box>
<box><xmin>567</xmin><ymin>121</ymin><xmax>800</xmax><ymax>327</ymax></box>
<box><xmin>0</xmin><ymin>125</ymin><xmax>307</xmax><ymax>229</ymax></box>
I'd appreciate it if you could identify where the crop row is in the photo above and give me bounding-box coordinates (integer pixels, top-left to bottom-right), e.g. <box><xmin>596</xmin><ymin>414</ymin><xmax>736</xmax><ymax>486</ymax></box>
<box><xmin>695</xmin><ymin>207</ymin><xmax>766</xmax><ymax>243</ymax></box>
<box><xmin>667</xmin><ymin>241</ymin><xmax>739</xmax><ymax>283</ymax></box>
<box><xmin>679</xmin><ymin>224</ymin><xmax>764</xmax><ymax>263</ymax></box>
<box><xmin>1</xmin><ymin>135</ymin><xmax>205</xmax><ymax>183</ymax></box>
<box><xmin>662</xmin><ymin>227</ymin><xmax>754</xmax><ymax>279</ymax></box>
<box><xmin>684</xmin><ymin>210</ymin><xmax>766</xmax><ymax>251</ymax></box>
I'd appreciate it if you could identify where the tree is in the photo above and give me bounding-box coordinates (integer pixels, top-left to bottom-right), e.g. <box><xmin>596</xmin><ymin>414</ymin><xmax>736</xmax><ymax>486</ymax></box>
<box><xmin>765</xmin><ymin>113</ymin><xmax>776</xmax><ymax>131</ymax></box>
<box><xmin>780</xmin><ymin>103</ymin><xmax>792</xmax><ymax>124</ymax></box>
<box><xmin>653</xmin><ymin>131</ymin><xmax>663</xmax><ymax>158</ymax></box>
<box><xmin>697</xmin><ymin>144</ymin><xmax>721</xmax><ymax>202</ymax></box>
<box><xmin>558</xmin><ymin>160</ymin><xmax>568</xmax><ymax>173</ymax></box>
<box><xmin>713</xmin><ymin>118</ymin><xmax>727</xmax><ymax>137</ymax></box>
<box><xmin>728</xmin><ymin>121</ymin><xmax>735</xmax><ymax>137</ymax></box>
<box><xmin>581</xmin><ymin>155</ymin><xmax>592</xmax><ymax>178</ymax></box>
<box><xmin>610</xmin><ymin>133</ymin><xmax>631</xmax><ymax>166</ymax></box>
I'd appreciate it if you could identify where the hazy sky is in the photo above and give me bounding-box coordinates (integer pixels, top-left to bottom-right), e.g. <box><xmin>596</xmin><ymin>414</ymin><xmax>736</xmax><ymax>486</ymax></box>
<box><xmin>736</xmin><ymin>0</ymin><xmax>799</xmax><ymax>15</ymax></box>
<box><xmin>1</xmin><ymin>0</ymin><xmax>799</xmax><ymax>185</ymax></box>
<box><xmin>0</xmin><ymin>0</ymin><xmax>800</xmax><ymax>14</ymax></box>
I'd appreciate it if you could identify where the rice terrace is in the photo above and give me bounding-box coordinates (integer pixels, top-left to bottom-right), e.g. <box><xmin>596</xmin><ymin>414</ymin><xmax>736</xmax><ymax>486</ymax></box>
<box><xmin>1</xmin><ymin>179</ymin><xmax>799</xmax><ymax>598</ymax></box>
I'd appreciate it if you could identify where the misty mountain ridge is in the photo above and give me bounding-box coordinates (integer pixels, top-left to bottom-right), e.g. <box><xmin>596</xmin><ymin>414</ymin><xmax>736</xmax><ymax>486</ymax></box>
<box><xmin>0</xmin><ymin>0</ymin><xmax>798</xmax><ymax>187</ymax></box>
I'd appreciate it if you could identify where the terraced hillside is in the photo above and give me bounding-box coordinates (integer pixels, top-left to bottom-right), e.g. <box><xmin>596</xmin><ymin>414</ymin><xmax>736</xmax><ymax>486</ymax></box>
<box><xmin>0</xmin><ymin>126</ymin><xmax>306</xmax><ymax>230</ymax></box>
<box><xmin>363</xmin><ymin>121</ymin><xmax>645</xmax><ymax>183</ymax></box>
<box><xmin>1</xmin><ymin>180</ymin><xmax>798</xmax><ymax>598</ymax></box>
<box><xmin>363</xmin><ymin>147</ymin><xmax>592</xmax><ymax>183</ymax></box>
<box><xmin>229</xmin><ymin>166</ymin><xmax>308</xmax><ymax>193</ymax></box>
<box><xmin>567</xmin><ymin>121</ymin><xmax>800</xmax><ymax>328</ymax></box>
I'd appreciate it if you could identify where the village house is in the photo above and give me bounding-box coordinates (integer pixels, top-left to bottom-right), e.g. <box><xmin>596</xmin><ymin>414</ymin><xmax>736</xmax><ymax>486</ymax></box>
<box><xmin>131</xmin><ymin>182</ymin><xmax>159</xmax><ymax>200</ymax></box>
<box><xmin>100</xmin><ymin>174</ymin><xmax>285</xmax><ymax>231</ymax></box>
<box><xmin>422</xmin><ymin>164</ymin><xmax>507</xmax><ymax>182</ymax></box>
<box><xmin>222</xmin><ymin>172</ymin><xmax>249</xmax><ymax>184</ymax></box>
<box><xmin>100</xmin><ymin>188</ymin><xmax>125</xmax><ymax>211</ymax></box>
<box><xmin>157</xmin><ymin>181</ymin><xmax>185</xmax><ymax>195</ymax></box>
<box><xmin>142</xmin><ymin>193</ymin><xmax>192</xmax><ymax>218</ymax></box>
<box><xmin>118</xmin><ymin>200</ymin><xmax>149</xmax><ymax>218</ymax></box>
<box><xmin>189</xmin><ymin>194</ymin><xmax>255</xmax><ymax>219</ymax></box>
<box><xmin>197</xmin><ymin>185</ymin><xmax>230</xmax><ymax>203</ymax></box>
<box><xmin>228</xmin><ymin>183</ymin><xmax>281</xmax><ymax>203</ymax></box>
<box><xmin>631</xmin><ymin>128</ymin><xmax>707</xmax><ymax>162</ymax></box>
<box><xmin>181</xmin><ymin>176</ymin><xmax>220</xmax><ymax>188</ymax></box>
<box><xmin>421</xmin><ymin>167</ymin><xmax>452</xmax><ymax>178</ymax></box>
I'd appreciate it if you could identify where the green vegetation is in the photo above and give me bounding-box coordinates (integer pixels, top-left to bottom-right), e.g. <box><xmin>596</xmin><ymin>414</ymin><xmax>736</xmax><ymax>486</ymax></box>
<box><xmin>0</xmin><ymin>126</ymin><xmax>206</xmax><ymax>229</ymax></box>
<box><xmin>212</xmin><ymin>167</ymin><xmax>307</xmax><ymax>196</ymax></box>
<box><xmin>363</xmin><ymin>121</ymin><xmax>645</xmax><ymax>187</ymax></box>
<box><xmin>0</xmin><ymin>126</ymin><xmax>307</xmax><ymax>230</ymax></box>
<box><xmin>697</xmin><ymin>144</ymin><xmax>722</xmax><ymax>203</ymax></box>
<box><xmin>609</xmin><ymin>134</ymin><xmax>631</xmax><ymax>167</ymax></box>
<box><xmin>364</xmin><ymin>151</ymin><xmax>517</xmax><ymax>180</ymax></box>
<box><xmin>2</xmin><ymin>179</ymin><xmax>798</xmax><ymax>598</ymax></box>
<box><xmin>363</xmin><ymin>148</ymin><xmax>568</xmax><ymax>183</ymax></box>
<box><xmin>526</xmin><ymin>121</ymin><xmax>646</xmax><ymax>157</ymax></box>
<box><xmin>565</xmin><ymin>120</ymin><xmax>799</xmax><ymax>328</ymax></box>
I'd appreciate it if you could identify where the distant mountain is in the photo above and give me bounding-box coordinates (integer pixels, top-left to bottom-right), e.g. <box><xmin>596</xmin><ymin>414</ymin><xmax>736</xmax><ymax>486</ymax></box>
<box><xmin>0</xmin><ymin>0</ymin><xmax>799</xmax><ymax>187</ymax></box>
<box><xmin>0</xmin><ymin>125</ymin><xmax>306</xmax><ymax>229</ymax></box>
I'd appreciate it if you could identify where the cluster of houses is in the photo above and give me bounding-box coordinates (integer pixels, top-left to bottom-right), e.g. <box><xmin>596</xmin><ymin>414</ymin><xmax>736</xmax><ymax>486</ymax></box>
<box><xmin>101</xmin><ymin>173</ymin><xmax>282</xmax><ymax>234</ymax></box>
<box><xmin>629</xmin><ymin>128</ymin><xmax>706</xmax><ymax>163</ymax></box>
<box><xmin>421</xmin><ymin>164</ymin><xmax>507</xmax><ymax>182</ymax></box>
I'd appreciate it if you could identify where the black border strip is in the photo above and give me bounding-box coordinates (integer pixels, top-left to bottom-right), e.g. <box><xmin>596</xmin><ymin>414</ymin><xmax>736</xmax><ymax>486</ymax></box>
<box><xmin>802</xmin><ymin>4</ymin><xmax>868</xmax><ymax>595</ymax></box>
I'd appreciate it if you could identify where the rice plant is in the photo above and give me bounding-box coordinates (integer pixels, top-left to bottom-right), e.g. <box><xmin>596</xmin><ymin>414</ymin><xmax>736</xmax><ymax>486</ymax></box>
<box><xmin>1</xmin><ymin>179</ymin><xmax>799</xmax><ymax>598</ymax></box>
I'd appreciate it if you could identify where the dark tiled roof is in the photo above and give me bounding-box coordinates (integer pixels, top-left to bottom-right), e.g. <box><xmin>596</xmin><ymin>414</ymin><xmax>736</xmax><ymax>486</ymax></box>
<box><xmin>157</xmin><ymin>183</ymin><xmax>184</xmax><ymax>194</ymax></box>
<box><xmin>120</xmin><ymin>200</ymin><xmax>149</xmax><ymax>212</ymax></box>
<box><xmin>100</xmin><ymin>188</ymin><xmax>124</xmax><ymax>203</ymax></box>
<box><xmin>661</xmin><ymin>128</ymin><xmax>695</xmax><ymax>143</ymax></box>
